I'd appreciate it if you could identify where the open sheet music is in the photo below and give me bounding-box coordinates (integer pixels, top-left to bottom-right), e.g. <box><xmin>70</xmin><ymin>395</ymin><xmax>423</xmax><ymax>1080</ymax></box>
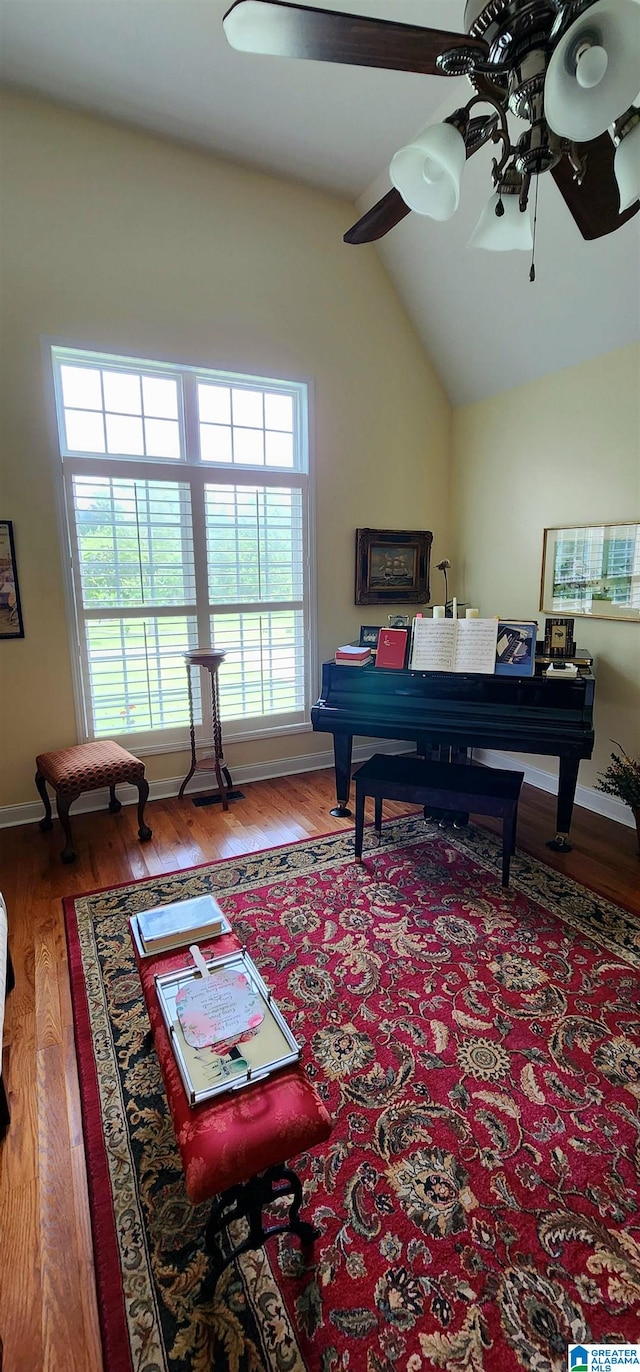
<box><xmin>409</xmin><ymin>617</ymin><xmax>499</xmax><ymax>674</ymax></box>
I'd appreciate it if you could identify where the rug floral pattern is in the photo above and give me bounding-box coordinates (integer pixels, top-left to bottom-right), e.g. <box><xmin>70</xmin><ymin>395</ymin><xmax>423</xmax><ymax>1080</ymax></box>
<box><xmin>67</xmin><ymin>818</ymin><xmax>640</xmax><ymax>1372</ymax></box>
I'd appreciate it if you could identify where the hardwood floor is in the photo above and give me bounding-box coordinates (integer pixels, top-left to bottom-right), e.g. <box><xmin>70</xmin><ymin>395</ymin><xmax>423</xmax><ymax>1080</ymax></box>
<box><xmin>0</xmin><ymin>768</ymin><xmax>637</xmax><ymax>1372</ymax></box>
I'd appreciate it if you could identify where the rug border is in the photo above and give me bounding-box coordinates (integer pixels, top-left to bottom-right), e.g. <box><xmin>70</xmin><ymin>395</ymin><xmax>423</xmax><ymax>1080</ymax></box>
<box><xmin>61</xmin><ymin>823</ymin><xmax>351</xmax><ymax>902</ymax></box>
<box><xmin>64</xmin><ymin>815</ymin><xmax>640</xmax><ymax>920</ymax></box>
<box><xmin>63</xmin><ymin>892</ymin><xmax>134</xmax><ymax>1372</ymax></box>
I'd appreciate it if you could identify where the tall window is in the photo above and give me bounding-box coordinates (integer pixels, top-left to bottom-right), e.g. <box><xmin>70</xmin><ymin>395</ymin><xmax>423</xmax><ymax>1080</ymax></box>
<box><xmin>50</xmin><ymin>346</ymin><xmax>314</xmax><ymax>749</ymax></box>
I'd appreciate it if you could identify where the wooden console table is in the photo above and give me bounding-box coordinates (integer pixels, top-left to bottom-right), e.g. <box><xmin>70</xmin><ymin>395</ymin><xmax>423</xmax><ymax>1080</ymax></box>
<box><xmin>178</xmin><ymin>649</ymin><xmax>233</xmax><ymax>809</ymax></box>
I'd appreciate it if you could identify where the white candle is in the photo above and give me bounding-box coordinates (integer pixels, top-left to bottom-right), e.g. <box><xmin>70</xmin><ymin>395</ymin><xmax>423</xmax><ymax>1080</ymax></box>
<box><xmin>466</xmin><ymin>608</ymin><xmax>479</xmax><ymax>618</ymax></box>
<box><xmin>432</xmin><ymin>605</ymin><xmax>445</xmax><ymax>619</ymax></box>
<box><xmin>452</xmin><ymin>597</ymin><xmax>458</xmax><ymax>619</ymax></box>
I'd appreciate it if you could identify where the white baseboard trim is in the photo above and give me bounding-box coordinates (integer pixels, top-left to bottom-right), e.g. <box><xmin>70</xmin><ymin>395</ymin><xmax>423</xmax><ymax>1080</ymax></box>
<box><xmin>2</xmin><ymin>742</ymin><xmax>633</xmax><ymax>833</ymax></box>
<box><xmin>473</xmin><ymin>749</ymin><xmax>634</xmax><ymax>830</ymax></box>
<box><xmin>0</xmin><ymin>738</ymin><xmax>413</xmax><ymax>830</ymax></box>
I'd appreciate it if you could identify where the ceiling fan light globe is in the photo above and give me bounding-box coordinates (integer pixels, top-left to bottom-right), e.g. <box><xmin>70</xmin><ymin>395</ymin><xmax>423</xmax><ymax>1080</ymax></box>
<box><xmin>389</xmin><ymin>122</ymin><xmax>465</xmax><ymax>220</ymax></box>
<box><xmin>615</xmin><ymin>119</ymin><xmax>640</xmax><ymax>211</ymax></box>
<box><xmin>423</xmin><ymin>159</ymin><xmax>445</xmax><ymax>187</ymax></box>
<box><xmin>575</xmin><ymin>44</ymin><xmax>608</xmax><ymax>90</ymax></box>
<box><xmin>544</xmin><ymin>0</ymin><xmax>640</xmax><ymax>141</ymax></box>
<box><xmin>468</xmin><ymin>193</ymin><xmax>533</xmax><ymax>251</ymax></box>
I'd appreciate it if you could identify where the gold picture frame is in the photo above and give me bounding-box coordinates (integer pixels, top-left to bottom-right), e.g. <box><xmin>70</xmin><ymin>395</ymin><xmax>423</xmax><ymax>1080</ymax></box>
<box><xmin>540</xmin><ymin>522</ymin><xmax>640</xmax><ymax>622</ymax></box>
<box><xmin>355</xmin><ymin>528</ymin><xmax>432</xmax><ymax>606</ymax></box>
<box><xmin>0</xmin><ymin>520</ymin><xmax>24</xmax><ymax>639</ymax></box>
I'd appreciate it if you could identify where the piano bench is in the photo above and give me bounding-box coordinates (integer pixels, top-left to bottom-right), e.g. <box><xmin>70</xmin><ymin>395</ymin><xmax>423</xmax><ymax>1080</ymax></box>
<box><xmin>353</xmin><ymin>754</ymin><xmax>525</xmax><ymax>887</ymax></box>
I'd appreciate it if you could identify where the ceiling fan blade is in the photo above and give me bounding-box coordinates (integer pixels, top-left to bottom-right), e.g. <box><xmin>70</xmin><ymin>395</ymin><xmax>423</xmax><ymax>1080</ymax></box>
<box><xmin>344</xmin><ymin>188</ymin><xmax>410</xmax><ymax>244</ymax></box>
<box><xmin>223</xmin><ymin>0</ymin><xmax>488</xmax><ymax>76</ymax></box>
<box><xmin>551</xmin><ymin>134</ymin><xmax>639</xmax><ymax>240</ymax></box>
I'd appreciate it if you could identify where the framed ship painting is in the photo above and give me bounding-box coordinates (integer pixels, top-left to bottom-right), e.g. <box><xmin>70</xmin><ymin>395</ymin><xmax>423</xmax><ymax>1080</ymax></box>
<box><xmin>355</xmin><ymin>528</ymin><xmax>432</xmax><ymax>606</ymax></box>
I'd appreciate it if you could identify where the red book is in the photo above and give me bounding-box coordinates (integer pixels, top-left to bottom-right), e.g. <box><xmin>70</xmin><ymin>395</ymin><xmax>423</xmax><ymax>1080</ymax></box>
<box><xmin>375</xmin><ymin>628</ymin><xmax>408</xmax><ymax>669</ymax></box>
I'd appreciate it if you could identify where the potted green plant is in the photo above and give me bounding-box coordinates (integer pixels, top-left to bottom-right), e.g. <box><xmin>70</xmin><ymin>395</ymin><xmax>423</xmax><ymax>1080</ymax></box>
<box><xmin>596</xmin><ymin>743</ymin><xmax>640</xmax><ymax>853</ymax></box>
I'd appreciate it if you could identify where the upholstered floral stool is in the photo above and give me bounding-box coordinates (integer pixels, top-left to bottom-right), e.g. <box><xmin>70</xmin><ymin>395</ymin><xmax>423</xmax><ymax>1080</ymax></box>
<box><xmin>133</xmin><ymin>929</ymin><xmax>332</xmax><ymax>1291</ymax></box>
<box><xmin>35</xmin><ymin>740</ymin><xmax>152</xmax><ymax>863</ymax></box>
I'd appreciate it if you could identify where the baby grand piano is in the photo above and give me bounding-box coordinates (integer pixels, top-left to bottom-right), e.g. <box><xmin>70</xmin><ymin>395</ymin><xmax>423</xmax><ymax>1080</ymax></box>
<box><xmin>311</xmin><ymin>657</ymin><xmax>595</xmax><ymax>851</ymax></box>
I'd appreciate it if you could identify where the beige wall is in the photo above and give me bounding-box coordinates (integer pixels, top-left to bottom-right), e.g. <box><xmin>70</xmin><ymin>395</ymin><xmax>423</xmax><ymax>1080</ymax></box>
<box><xmin>0</xmin><ymin>91</ymin><xmax>451</xmax><ymax>808</ymax></box>
<box><xmin>451</xmin><ymin>344</ymin><xmax>640</xmax><ymax>791</ymax></box>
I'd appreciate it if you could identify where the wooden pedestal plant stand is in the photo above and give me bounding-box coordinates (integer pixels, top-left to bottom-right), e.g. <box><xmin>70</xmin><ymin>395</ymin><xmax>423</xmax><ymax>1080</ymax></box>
<box><xmin>178</xmin><ymin>649</ymin><xmax>233</xmax><ymax>809</ymax></box>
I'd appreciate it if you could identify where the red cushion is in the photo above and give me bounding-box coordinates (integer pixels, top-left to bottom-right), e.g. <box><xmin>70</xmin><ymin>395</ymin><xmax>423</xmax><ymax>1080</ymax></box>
<box><xmin>135</xmin><ymin>934</ymin><xmax>332</xmax><ymax>1204</ymax></box>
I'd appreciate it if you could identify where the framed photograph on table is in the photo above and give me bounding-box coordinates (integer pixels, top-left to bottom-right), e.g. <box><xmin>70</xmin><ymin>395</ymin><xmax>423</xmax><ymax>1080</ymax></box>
<box><xmin>544</xmin><ymin>617</ymin><xmax>575</xmax><ymax>658</ymax></box>
<box><xmin>359</xmin><ymin>625</ymin><xmax>382</xmax><ymax>652</ymax></box>
<box><xmin>355</xmin><ymin>528</ymin><xmax>432</xmax><ymax>606</ymax></box>
<box><xmin>0</xmin><ymin>520</ymin><xmax>24</xmax><ymax>639</ymax></box>
<box><xmin>495</xmin><ymin>621</ymin><xmax>537</xmax><ymax>676</ymax></box>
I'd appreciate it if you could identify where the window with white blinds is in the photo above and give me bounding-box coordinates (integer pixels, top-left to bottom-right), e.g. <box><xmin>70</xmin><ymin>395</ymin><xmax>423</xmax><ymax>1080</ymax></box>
<box><xmin>51</xmin><ymin>347</ymin><xmax>313</xmax><ymax>749</ymax></box>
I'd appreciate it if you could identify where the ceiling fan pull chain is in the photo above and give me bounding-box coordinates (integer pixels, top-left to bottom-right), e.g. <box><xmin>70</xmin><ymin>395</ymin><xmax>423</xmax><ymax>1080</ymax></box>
<box><xmin>529</xmin><ymin>173</ymin><xmax>541</xmax><ymax>283</ymax></box>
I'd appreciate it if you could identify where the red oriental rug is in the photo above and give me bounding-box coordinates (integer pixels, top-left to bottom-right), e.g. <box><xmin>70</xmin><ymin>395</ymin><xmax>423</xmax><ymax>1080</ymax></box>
<box><xmin>63</xmin><ymin>816</ymin><xmax>640</xmax><ymax>1372</ymax></box>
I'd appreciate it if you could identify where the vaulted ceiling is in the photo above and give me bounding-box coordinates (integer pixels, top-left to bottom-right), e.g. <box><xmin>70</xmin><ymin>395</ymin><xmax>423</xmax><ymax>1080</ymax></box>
<box><xmin>2</xmin><ymin>0</ymin><xmax>639</xmax><ymax>404</ymax></box>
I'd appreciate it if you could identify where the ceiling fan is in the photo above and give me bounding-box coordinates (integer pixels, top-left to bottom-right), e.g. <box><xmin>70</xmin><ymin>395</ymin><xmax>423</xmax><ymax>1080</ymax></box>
<box><xmin>223</xmin><ymin>0</ymin><xmax>640</xmax><ymax>254</ymax></box>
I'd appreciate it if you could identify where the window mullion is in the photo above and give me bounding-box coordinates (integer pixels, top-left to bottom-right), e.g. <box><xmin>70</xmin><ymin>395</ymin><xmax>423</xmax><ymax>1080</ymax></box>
<box><xmin>64</xmin><ymin>467</ymin><xmax>94</xmax><ymax>739</ymax></box>
<box><xmin>182</xmin><ymin>371</ymin><xmax>200</xmax><ymax>465</ymax></box>
<box><xmin>190</xmin><ymin>471</ymin><xmax>211</xmax><ymax>653</ymax></box>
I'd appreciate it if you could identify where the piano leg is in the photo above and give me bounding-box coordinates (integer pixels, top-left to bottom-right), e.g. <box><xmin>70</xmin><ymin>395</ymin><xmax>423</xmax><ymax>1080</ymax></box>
<box><xmin>547</xmin><ymin>756</ymin><xmax>579</xmax><ymax>851</ymax></box>
<box><xmin>330</xmin><ymin>734</ymin><xmax>354</xmax><ymax>818</ymax></box>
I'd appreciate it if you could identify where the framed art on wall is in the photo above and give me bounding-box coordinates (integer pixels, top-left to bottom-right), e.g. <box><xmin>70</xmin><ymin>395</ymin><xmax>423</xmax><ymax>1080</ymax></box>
<box><xmin>0</xmin><ymin>521</ymin><xmax>24</xmax><ymax>639</ymax></box>
<box><xmin>355</xmin><ymin>528</ymin><xmax>432</xmax><ymax>606</ymax></box>
<box><xmin>540</xmin><ymin>523</ymin><xmax>640</xmax><ymax>621</ymax></box>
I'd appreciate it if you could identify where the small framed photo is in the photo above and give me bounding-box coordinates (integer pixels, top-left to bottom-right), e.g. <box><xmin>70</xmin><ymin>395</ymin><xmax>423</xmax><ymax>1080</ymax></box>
<box><xmin>355</xmin><ymin>528</ymin><xmax>432</xmax><ymax>606</ymax></box>
<box><xmin>0</xmin><ymin>520</ymin><xmax>24</xmax><ymax>639</ymax></box>
<box><xmin>544</xmin><ymin>617</ymin><xmax>575</xmax><ymax>659</ymax></box>
<box><xmin>495</xmin><ymin>621</ymin><xmax>537</xmax><ymax>677</ymax></box>
<box><xmin>387</xmin><ymin>613</ymin><xmax>410</xmax><ymax>628</ymax></box>
<box><xmin>359</xmin><ymin>625</ymin><xmax>381</xmax><ymax>651</ymax></box>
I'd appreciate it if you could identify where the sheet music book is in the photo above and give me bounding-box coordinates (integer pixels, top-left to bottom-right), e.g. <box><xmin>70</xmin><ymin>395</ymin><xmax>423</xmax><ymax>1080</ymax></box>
<box><xmin>409</xmin><ymin>617</ymin><xmax>499</xmax><ymax>674</ymax></box>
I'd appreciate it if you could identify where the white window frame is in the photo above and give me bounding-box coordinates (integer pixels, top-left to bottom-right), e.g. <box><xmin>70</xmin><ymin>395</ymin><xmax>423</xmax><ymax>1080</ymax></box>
<box><xmin>47</xmin><ymin>342</ymin><xmax>317</xmax><ymax>754</ymax></box>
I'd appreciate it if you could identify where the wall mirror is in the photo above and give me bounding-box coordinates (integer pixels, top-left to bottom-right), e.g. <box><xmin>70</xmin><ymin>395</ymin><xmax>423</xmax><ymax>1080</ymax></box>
<box><xmin>541</xmin><ymin>523</ymin><xmax>640</xmax><ymax>621</ymax></box>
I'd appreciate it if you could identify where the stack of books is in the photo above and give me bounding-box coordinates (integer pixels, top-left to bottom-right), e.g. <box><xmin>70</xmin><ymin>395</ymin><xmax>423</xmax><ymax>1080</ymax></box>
<box><xmin>334</xmin><ymin>644</ymin><xmax>372</xmax><ymax>666</ymax></box>
<box><xmin>131</xmin><ymin>892</ymin><xmax>231</xmax><ymax>958</ymax></box>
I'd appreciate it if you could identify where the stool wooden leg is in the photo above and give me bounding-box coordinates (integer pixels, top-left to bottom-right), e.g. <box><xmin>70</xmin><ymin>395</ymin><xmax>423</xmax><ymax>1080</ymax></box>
<box><xmin>35</xmin><ymin>771</ymin><xmax>53</xmax><ymax>832</ymax></box>
<box><xmin>502</xmin><ymin>805</ymin><xmax>518</xmax><ymax>887</ymax></box>
<box><xmin>374</xmin><ymin>796</ymin><xmax>383</xmax><ymax>838</ymax></box>
<box><xmin>501</xmin><ymin>806</ymin><xmax>516</xmax><ymax>887</ymax></box>
<box><xmin>354</xmin><ymin>786</ymin><xmax>365</xmax><ymax>862</ymax></box>
<box><xmin>108</xmin><ymin>785</ymin><xmax>122</xmax><ymax>814</ymax></box>
<box><xmin>135</xmin><ymin>778</ymin><xmax>152</xmax><ymax>842</ymax></box>
<box><xmin>57</xmin><ymin>794</ymin><xmax>77</xmax><ymax>864</ymax></box>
